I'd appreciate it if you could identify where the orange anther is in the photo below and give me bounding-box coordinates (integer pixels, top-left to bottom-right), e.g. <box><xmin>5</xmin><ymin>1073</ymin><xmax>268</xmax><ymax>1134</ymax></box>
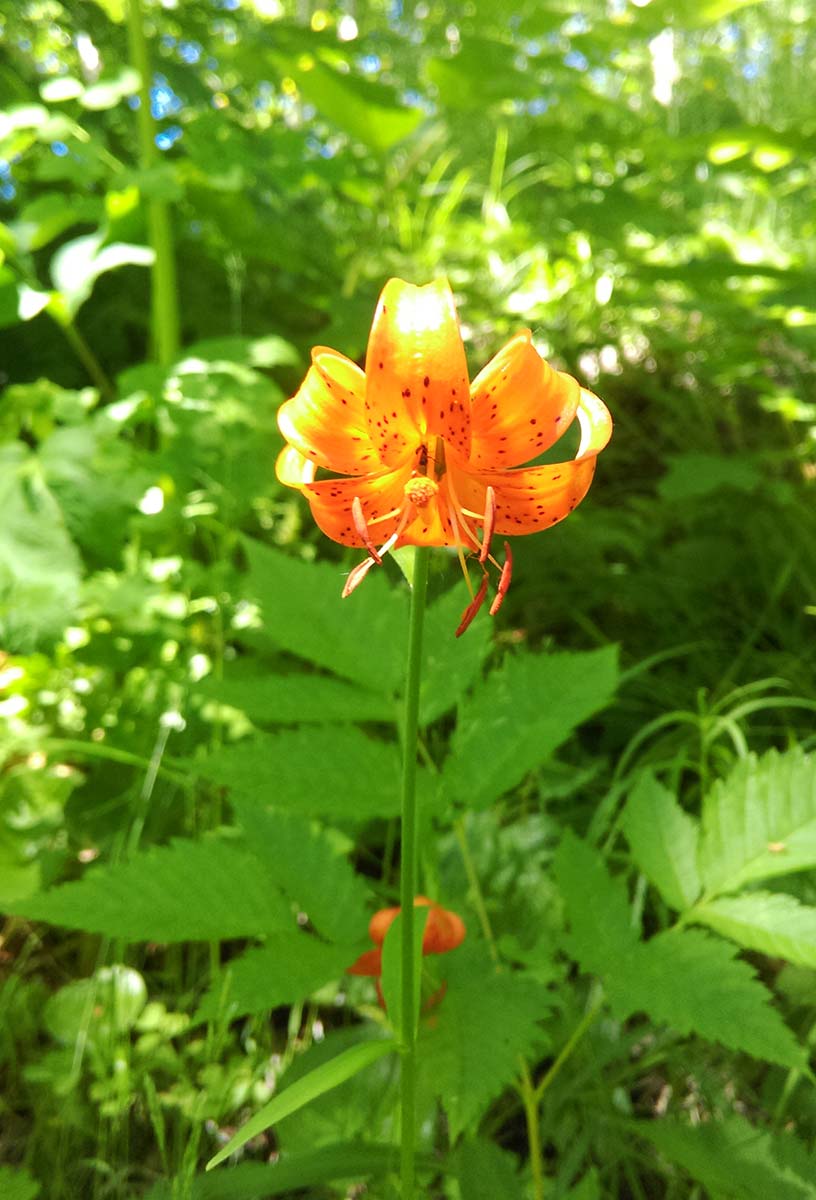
<box><xmin>455</xmin><ymin>574</ymin><xmax>489</xmax><ymax>637</ymax></box>
<box><xmin>342</xmin><ymin>555</ymin><xmax>378</xmax><ymax>598</ymax></box>
<box><xmin>479</xmin><ymin>485</ymin><xmax>496</xmax><ymax>564</ymax></box>
<box><xmin>351</xmin><ymin>496</ymin><xmax>382</xmax><ymax>564</ymax></box>
<box><xmin>489</xmin><ymin>541</ymin><xmax>513</xmax><ymax>615</ymax></box>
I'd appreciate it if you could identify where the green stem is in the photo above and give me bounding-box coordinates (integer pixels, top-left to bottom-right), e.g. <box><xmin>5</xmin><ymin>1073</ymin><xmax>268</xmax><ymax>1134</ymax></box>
<box><xmin>126</xmin><ymin>0</ymin><xmax>180</xmax><ymax>366</ymax></box>
<box><xmin>533</xmin><ymin>990</ymin><xmax>604</xmax><ymax>1104</ymax></box>
<box><xmin>519</xmin><ymin>1061</ymin><xmax>545</xmax><ymax>1200</ymax></box>
<box><xmin>57</xmin><ymin>317</ymin><xmax>115</xmax><ymax>399</ymax></box>
<box><xmin>399</xmin><ymin>546</ymin><xmax>430</xmax><ymax>1200</ymax></box>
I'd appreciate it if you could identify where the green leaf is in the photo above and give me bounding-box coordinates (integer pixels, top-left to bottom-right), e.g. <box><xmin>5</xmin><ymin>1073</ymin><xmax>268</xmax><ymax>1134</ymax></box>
<box><xmin>556</xmin><ymin>835</ymin><xmax>804</xmax><ymax>1068</ymax></box>
<box><xmin>379</xmin><ymin>908</ymin><xmax>429</xmax><ymax>1037</ymax></box>
<box><xmin>636</xmin><ymin>1115</ymin><xmax>816</xmax><ymax>1200</ymax></box>
<box><xmin>422</xmin><ymin>945</ymin><xmax>550</xmax><ymax>1138</ymax></box>
<box><xmin>0</xmin><ymin>1166</ymin><xmax>40</xmax><ymax>1200</ymax></box>
<box><xmin>233</xmin><ymin>804</ymin><xmax>370</xmax><ymax>942</ymax></box>
<box><xmin>622</xmin><ymin>773</ymin><xmax>701</xmax><ymax>911</ymax></box>
<box><xmin>0</xmin><ymin>442</ymin><xmax>82</xmax><ymax>648</ymax></box>
<box><xmin>199</xmin><ymin>727</ymin><xmax>408</xmax><ymax>821</ymax></box>
<box><xmin>80</xmin><ymin>67</ymin><xmax>141</xmax><ymax>111</ymax></box>
<box><xmin>553</xmin><ymin>829</ymin><xmax>640</xmax><ymax>979</ymax></box>
<box><xmin>8</xmin><ymin>839</ymin><xmax>292</xmax><ymax>942</ymax></box>
<box><xmin>455</xmin><ymin>1138</ymin><xmax>524</xmax><ymax>1200</ymax></box>
<box><xmin>613</xmin><ymin>928</ymin><xmax>804</xmax><ymax>1069</ymax></box>
<box><xmin>148</xmin><ymin>1144</ymin><xmax>405</xmax><ymax>1199</ymax></box>
<box><xmin>289</xmin><ymin>56</ymin><xmax>423</xmax><ymax>152</ymax></box>
<box><xmin>206</xmin><ymin>1039</ymin><xmax>397</xmax><ymax>1170</ymax></box>
<box><xmin>196</xmin><ymin>668</ymin><xmax>395</xmax><ymax>724</ymax></box>
<box><xmin>692</xmin><ymin>892</ymin><xmax>816</xmax><ymax>968</ymax></box>
<box><xmin>658</xmin><ymin>453</ymin><xmax>762</xmax><ymax>501</ymax></box>
<box><xmin>442</xmin><ymin>646</ymin><xmax>618</xmax><ymax>810</ymax></box>
<box><xmin>50</xmin><ymin>233</ymin><xmax>153</xmax><ymax>317</ymax></box>
<box><xmin>243</xmin><ymin>539</ymin><xmax>406</xmax><ymax>695</ymax></box>
<box><xmin>194</xmin><ymin>936</ymin><xmax>355</xmax><ymax>1025</ymax></box>
<box><xmin>699</xmin><ymin>749</ymin><xmax>816</xmax><ymax>895</ymax></box>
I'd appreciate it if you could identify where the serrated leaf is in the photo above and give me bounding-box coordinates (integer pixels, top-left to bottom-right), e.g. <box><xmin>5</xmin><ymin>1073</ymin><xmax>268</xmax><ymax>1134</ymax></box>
<box><xmin>196</xmin><ymin>669</ymin><xmax>395</xmax><ymax>724</ymax></box>
<box><xmin>622</xmin><ymin>773</ymin><xmax>701</xmax><ymax>911</ymax></box>
<box><xmin>194</xmin><ymin>936</ymin><xmax>354</xmax><ymax>1025</ymax></box>
<box><xmin>8</xmin><ymin>839</ymin><xmax>292</xmax><ymax>942</ymax></box>
<box><xmin>699</xmin><ymin>749</ymin><xmax>816</xmax><ymax>895</ymax></box>
<box><xmin>556</xmin><ymin>835</ymin><xmax>804</xmax><ymax>1068</ymax></box>
<box><xmin>692</xmin><ymin>892</ymin><xmax>816</xmax><ymax>968</ymax></box>
<box><xmin>553</xmin><ymin>829</ymin><xmax>640</xmax><ymax>978</ymax></box>
<box><xmin>199</xmin><ymin>727</ymin><xmax>409</xmax><ymax>821</ymax></box>
<box><xmin>455</xmin><ymin>1138</ymin><xmax>524</xmax><ymax>1200</ymax></box>
<box><xmin>232</xmin><ymin>805</ymin><xmax>370</xmax><ymax>942</ymax></box>
<box><xmin>442</xmin><ymin>646</ymin><xmax>618</xmax><ymax>810</ymax></box>
<box><xmin>422</xmin><ymin>945</ymin><xmax>550</xmax><ymax>1138</ymax></box>
<box><xmin>637</xmin><ymin>1115</ymin><xmax>816</xmax><ymax>1200</ymax></box>
<box><xmin>206</xmin><ymin>1039</ymin><xmax>397</xmax><ymax>1169</ymax></box>
<box><xmin>613</xmin><ymin>928</ymin><xmax>804</xmax><ymax>1068</ymax></box>
<box><xmin>243</xmin><ymin>539</ymin><xmax>406</xmax><ymax>694</ymax></box>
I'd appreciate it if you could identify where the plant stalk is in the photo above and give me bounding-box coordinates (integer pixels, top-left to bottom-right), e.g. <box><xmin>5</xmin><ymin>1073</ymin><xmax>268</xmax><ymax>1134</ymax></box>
<box><xmin>126</xmin><ymin>0</ymin><xmax>181</xmax><ymax>366</ymax></box>
<box><xmin>399</xmin><ymin>546</ymin><xmax>430</xmax><ymax>1200</ymax></box>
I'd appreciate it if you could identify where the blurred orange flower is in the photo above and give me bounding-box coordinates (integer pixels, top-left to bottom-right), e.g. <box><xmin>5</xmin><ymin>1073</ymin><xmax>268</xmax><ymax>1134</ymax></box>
<box><xmin>276</xmin><ymin>278</ymin><xmax>612</xmax><ymax>633</ymax></box>
<box><xmin>349</xmin><ymin>895</ymin><xmax>466</xmax><ymax>1009</ymax></box>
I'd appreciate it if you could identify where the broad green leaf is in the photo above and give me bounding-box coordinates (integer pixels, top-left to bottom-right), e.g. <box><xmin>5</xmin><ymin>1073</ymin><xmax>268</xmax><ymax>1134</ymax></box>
<box><xmin>9</xmin><ymin>839</ymin><xmax>292</xmax><ymax>942</ymax></box>
<box><xmin>427</xmin><ymin>38</ymin><xmax>542</xmax><ymax>110</ymax></box>
<box><xmin>80</xmin><ymin>67</ymin><xmax>140</xmax><ymax>111</ymax></box>
<box><xmin>614</xmin><ymin>928</ymin><xmax>804</xmax><ymax>1069</ymax></box>
<box><xmin>243</xmin><ymin>539</ymin><xmax>406</xmax><ymax>694</ymax></box>
<box><xmin>206</xmin><ymin>1039</ymin><xmax>397</xmax><ymax>1169</ymax></box>
<box><xmin>422</xmin><ymin>944</ymin><xmax>550</xmax><ymax>1138</ymax></box>
<box><xmin>199</xmin><ymin>727</ymin><xmax>408</xmax><ymax>821</ymax></box>
<box><xmin>11</xmin><ymin>193</ymin><xmax>100</xmax><ymax>252</ymax></box>
<box><xmin>622</xmin><ymin>773</ymin><xmax>701</xmax><ymax>911</ymax></box>
<box><xmin>0</xmin><ymin>1167</ymin><xmax>40</xmax><ymax>1200</ymax></box>
<box><xmin>50</xmin><ymin>233</ymin><xmax>153</xmax><ymax>317</ymax></box>
<box><xmin>658</xmin><ymin>453</ymin><xmax>762</xmax><ymax>501</ymax></box>
<box><xmin>553</xmin><ymin>829</ymin><xmax>640</xmax><ymax>979</ymax></box>
<box><xmin>455</xmin><ymin>1138</ymin><xmax>524</xmax><ymax>1200</ymax></box>
<box><xmin>636</xmin><ymin>1115</ymin><xmax>816</xmax><ymax>1200</ymax></box>
<box><xmin>556</xmin><ymin>836</ymin><xmax>803</xmax><ymax>1067</ymax></box>
<box><xmin>232</xmin><ymin>804</ymin><xmax>370</xmax><ymax>942</ymax></box>
<box><xmin>566</xmin><ymin>1170</ymin><xmax>601</xmax><ymax>1200</ymax></box>
<box><xmin>442</xmin><ymin>646</ymin><xmax>618</xmax><ymax>811</ymax></box>
<box><xmin>197</xmin><ymin>669</ymin><xmax>395</xmax><ymax>724</ymax></box>
<box><xmin>379</xmin><ymin>908</ymin><xmax>429</xmax><ymax>1037</ymax></box>
<box><xmin>692</xmin><ymin>892</ymin><xmax>816</xmax><ymax>968</ymax></box>
<box><xmin>44</xmin><ymin>966</ymin><xmax>146</xmax><ymax>1043</ymax></box>
<box><xmin>289</xmin><ymin>56</ymin><xmax>423</xmax><ymax>152</ymax></box>
<box><xmin>194</xmin><ymin>936</ymin><xmax>355</xmax><ymax>1025</ymax></box>
<box><xmin>699</xmin><ymin>749</ymin><xmax>816</xmax><ymax>895</ymax></box>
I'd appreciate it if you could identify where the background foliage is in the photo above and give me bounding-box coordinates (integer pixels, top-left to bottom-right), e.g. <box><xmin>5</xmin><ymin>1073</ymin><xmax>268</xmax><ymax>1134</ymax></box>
<box><xmin>1</xmin><ymin>0</ymin><xmax>816</xmax><ymax>1197</ymax></box>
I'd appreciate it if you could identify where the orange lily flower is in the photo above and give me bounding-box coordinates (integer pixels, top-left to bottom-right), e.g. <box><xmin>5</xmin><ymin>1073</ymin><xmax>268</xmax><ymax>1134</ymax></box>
<box><xmin>276</xmin><ymin>278</ymin><xmax>612</xmax><ymax>634</ymax></box>
<box><xmin>349</xmin><ymin>896</ymin><xmax>466</xmax><ymax>1010</ymax></box>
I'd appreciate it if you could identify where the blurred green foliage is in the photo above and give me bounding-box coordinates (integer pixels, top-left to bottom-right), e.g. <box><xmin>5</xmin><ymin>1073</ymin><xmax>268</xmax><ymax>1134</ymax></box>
<box><xmin>2</xmin><ymin>0</ymin><xmax>816</xmax><ymax>1198</ymax></box>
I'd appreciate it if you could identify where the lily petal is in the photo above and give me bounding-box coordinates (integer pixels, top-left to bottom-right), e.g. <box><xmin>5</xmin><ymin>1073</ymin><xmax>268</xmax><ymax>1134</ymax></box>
<box><xmin>365</xmin><ymin>278</ymin><xmax>471</xmax><ymax>465</ymax></box>
<box><xmin>301</xmin><ymin>466</ymin><xmax>411</xmax><ymax>547</ymax></box>
<box><xmin>277</xmin><ymin>349</ymin><xmax>382</xmax><ymax>475</ymax></box>
<box><xmin>468</xmin><ymin>331</ymin><xmax>580</xmax><ymax>469</ymax></box>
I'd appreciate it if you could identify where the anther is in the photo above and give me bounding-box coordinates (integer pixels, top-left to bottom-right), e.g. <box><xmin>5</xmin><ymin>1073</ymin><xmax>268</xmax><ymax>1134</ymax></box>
<box><xmin>488</xmin><ymin>542</ymin><xmax>513</xmax><ymax>616</ymax></box>
<box><xmin>479</xmin><ymin>486</ymin><xmax>496</xmax><ymax>564</ymax></box>
<box><xmin>342</xmin><ymin>556</ymin><xmax>379</xmax><ymax>598</ymax></box>
<box><xmin>404</xmin><ymin>476</ymin><xmax>439</xmax><ymax>508</ymax></box>
<box><xmin>455</xmin><ymin>574</ymin><xmax>489</xmax><ymax>638</ymax></box>
<box><xmin>351</xmin><ymin>496</ymin><xmax>382</xmax><ymax>564</ymax></box>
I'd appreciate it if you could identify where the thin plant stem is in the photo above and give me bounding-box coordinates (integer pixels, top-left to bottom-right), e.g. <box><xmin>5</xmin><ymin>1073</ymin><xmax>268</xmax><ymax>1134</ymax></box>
<box><xmin>56</xmin><ymin>317</ymin><xmax>115</xmax><ymax>399</ymax></box>
<box><xmin>126</xmin><ymin>0</ymin><xmax>180</xmax><ymax>366</ymax></box>
<box><xmin>453</xmin><ymin>817</ymin><xmax>499</xmax><ymax>963</ymax></box>
<box><xmin>533</xmin><ymin>990</ymin><xmax>605</xmax><ymax>1104</ymax></box>
<box><xmin>399</xmin><ymin>546</ymin><xmax>430</xmax><ymax>1200</ymax></box>
<box><xmin>519</xmin><ymin>1060</ymin><xmax>545</xmax><ymax>1200</ymax></box>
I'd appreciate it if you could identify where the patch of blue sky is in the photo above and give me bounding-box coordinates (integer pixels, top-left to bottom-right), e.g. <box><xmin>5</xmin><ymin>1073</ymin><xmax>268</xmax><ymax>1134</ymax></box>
<box><xmin>1</xmin><ymin>182</ymin><xmax>16</xmax><ymax>201</ymax></box>
<box><xmin>151</xmin><ymin>76</ymin><xmax>184</xmax><ymax>119</ymax></box>
<box><xmin>563</xmin><ymin>50</ymin><xmax>588</xmax><ymax>71</ymax></box>
<box><xmin>358</xmin><ymin>53</ymin><xmax>381</xmax><ymax>74</ymax></box>
<box><xmin>51</xmin><ymin>141</ymin><xmax>69</xmax><ymax>157</ymax></box>
<box><xmin>178</xmin><ymin>41</ymin><xmax>202</xmax><ymax>64</ymax></box>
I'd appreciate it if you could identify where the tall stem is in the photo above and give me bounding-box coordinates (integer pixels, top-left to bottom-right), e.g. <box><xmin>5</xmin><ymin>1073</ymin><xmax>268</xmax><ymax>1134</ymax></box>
<box><xmin>399</xmin><ymin>546</ymin><xmax>430</xmax><ymax>1200</ymax></box>
<box><xmin>126</xmin><ymin>0</ymin><xmax>180</xmax><ymax>366</ymax></box>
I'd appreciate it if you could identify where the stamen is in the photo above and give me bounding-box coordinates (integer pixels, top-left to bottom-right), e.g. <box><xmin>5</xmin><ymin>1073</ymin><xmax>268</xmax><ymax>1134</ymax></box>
<box><xmin>488</xmin><ymin>542</ymin><xmax>513</xmax><ymax>616</ymax></box>
<box><xmin>351</xmin><ymin>496</ymin><xmax>382</xmax><ymax>564</ymax></box>
<box><xmin>342</xmin><ymin>556</ymin><xmax>378</xmax><ymax>598</ymax></box>
<box><xmin>479</xmin><ymin>486</ymin><xmax>496</xmax><ymax>564</ymax></box>
<box><xmin>455</xmin><ymin>574</ymin><xmax>489</xmax><ymax>638</ymax></box>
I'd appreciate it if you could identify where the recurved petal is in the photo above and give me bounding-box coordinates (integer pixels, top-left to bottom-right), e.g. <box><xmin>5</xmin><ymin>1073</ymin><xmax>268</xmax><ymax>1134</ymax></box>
<box><xmin>301</xmin><ymin>464</ymin><xmax>412</xmax><ymax>548</ymax></box>
<box><xmin>451</xmin><ymin>386</ymin><xmax>612</xmax><ymax>535</ymax></box>
<box><xmin>468</xmin><ymin>331</ymin><xmax>581</xmax><ymax>469</ymax></box>
<box><xmin>277</xmin><ymin>348</ymin><xmax>382</xmax><ymax>475</ymax></box>
<box><xmin>365</xmin><ymin>278</ymin><xmax>471</xmax><ymax>465</ymax></box>
<box><xmin>276</xmin><ymin>443</ymin><xmax>316</xmax><ymax>489</ymax></box>
<box><xmin>348</xmin><ymin>948</ymin><xmax>382</xmax><ymax>976</ymax></box>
